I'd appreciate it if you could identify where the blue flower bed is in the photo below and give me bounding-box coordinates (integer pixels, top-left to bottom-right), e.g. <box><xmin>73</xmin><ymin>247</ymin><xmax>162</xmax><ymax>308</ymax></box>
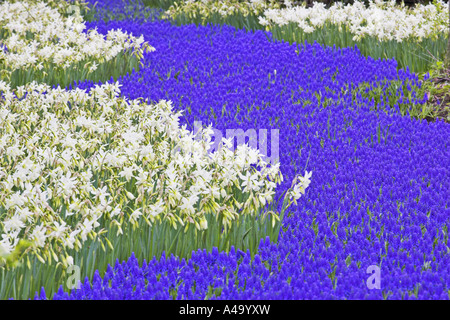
<box><xmin>43</xmin><ymin>2</ymin><xmax>450</xmax><ymax>299</ymax></box>
<box><xmin>83</xmin><ymin>0</ymin><xmax>162</xmax><ymax>22</ymax></box>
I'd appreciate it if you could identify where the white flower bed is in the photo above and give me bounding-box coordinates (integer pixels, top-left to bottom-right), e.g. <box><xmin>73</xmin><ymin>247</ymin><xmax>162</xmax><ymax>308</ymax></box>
<box><xmin>0</xmin><ymin>1</ymin><xmax>154</xmax><ymax>80</ymax></box>
<box><xmin>259</xmin><ymin>0</ymin><xmax>448</xmax><ymax>42</ymax></box>
<box><xmin>163</xmin><ymin>0</ymin><xmax>283</xmax><ymax>20</ymax></box>
<box><xmin>0</xmin><ymin>80</ymin><xmax>312</xmax><ymax>256</ymax></box>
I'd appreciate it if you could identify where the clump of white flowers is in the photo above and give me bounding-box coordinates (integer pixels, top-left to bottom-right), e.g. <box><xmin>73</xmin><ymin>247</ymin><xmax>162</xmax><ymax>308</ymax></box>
<box><xmin>259</xmin><ymin>0</ymin><xmax>448</xmax><ymax>42</ymax></box>
<box><xmin>288</xmin><ymin>171</ymin><xmax>312</xmax><ymax>205</ymax></box>
<box><xmin>0</xmin><ymin>80</ymin><xmax>310</xmax><ymax>259</ymax></box>
<box><xmin>163</xmin><ymin>0</ymin><xmax>285</xmax><ymax>21</ymax></box>
<box><xmin>0</xmin><ymin>0</ymin><xmax>154</xmax><ymax>86</ymax></box>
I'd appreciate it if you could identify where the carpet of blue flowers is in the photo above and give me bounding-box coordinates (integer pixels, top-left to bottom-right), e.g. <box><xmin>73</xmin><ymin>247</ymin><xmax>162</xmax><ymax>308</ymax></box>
<box><xmin>18</xmin><ymin>0</ymin><xmax>450</xmax><ymax>299</ymax></box>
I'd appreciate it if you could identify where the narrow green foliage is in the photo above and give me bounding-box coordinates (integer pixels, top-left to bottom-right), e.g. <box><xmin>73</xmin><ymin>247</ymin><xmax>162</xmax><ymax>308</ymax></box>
<box><xmin>3</xmin><ymin>52</ymin><xmax>141</xmax><ymax>89</ymax></box>
<box><xmin>0</xmin><ymin>203</ymin><xmax>287</xmax><ymax>300</ymax></box>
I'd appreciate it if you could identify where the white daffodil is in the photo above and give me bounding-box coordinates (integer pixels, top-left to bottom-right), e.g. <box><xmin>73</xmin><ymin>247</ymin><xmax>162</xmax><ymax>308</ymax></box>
<box><xmin>148</xmin><ymin>199</ymin><xmax>165</xmax><ymax>217</ymax></box>
<box><xmin>130</xmin><ymin>208</ymin><xmax>142</xmax><ymax>222</ymax></box>
<box><xmin>50</xmin><ymin>221</ymin><xmax>68</xmax><ymax>239</ymax></box>
<box><xmin>58</xmin><ymin>171</ymin><xmax>78</xmax><ymax>197</ymax></box>
<box><xmin>29</xmin><ymin>225</ymin><xmax>47</xmax><ymax>248</ymax></box>
<box><xmin>289</xmin><ymin>171</ymin><xmax>313</xmax><ymax>203</ymax></box>
<box><xmin>5</xmin><ymin>192</ymin><xmax>27</xmax><ymax>210</ymax></box>
<box><xmin>180</xmin><ymin>194</ymin><xmax>199</xmax><ymax>215</ymax></box>
<box><xmin>119</xmin><ymin>165</ymin><xmax>136</xmax><ymax>182</ymax></box>
<box><xmin>3</xmin><ymin>214</ymin><xmax>25</xmax><ymax>233</ymax></box>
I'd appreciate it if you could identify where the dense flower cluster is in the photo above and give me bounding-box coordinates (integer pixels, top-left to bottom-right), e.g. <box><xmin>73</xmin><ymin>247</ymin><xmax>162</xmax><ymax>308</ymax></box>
<box><xmin>56</xmin><ymin>12</ymin><xmax>450</xmax><ymax>299</ymax></box>
<box><xmin>259</xmin><ymin>0</ymin><xmax>448</xmax><ymax>42</ymax></box>
<box><xmin>84</xmin><ymin>0</ymin><xmax>163</xmax><ymax>23</ymax></box>
<box><xmin>162</xmin><ymin>0</ymin><xmax>283</xmax><ymax>21</ymax></box>
<box><xmin>43</xmin><ymin>235</ymin><xmax>450</xmax><ymax>299</ymax></box>
<box><xmin>0</xmin><ymin>76</ymin><xmax>306</xmax><ymax>261</ymax></box>
<box><xmin>0</xmin><ymin>0</ymin><xmax>154</xmax><ymax>85</ymax></box>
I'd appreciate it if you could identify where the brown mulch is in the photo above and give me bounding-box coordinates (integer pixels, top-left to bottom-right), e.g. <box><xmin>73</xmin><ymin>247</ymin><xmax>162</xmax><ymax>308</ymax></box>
<box><xmin>423</xmin><ymin>76</ymin><xmax>450</xmax><ymax>124</ymax></box>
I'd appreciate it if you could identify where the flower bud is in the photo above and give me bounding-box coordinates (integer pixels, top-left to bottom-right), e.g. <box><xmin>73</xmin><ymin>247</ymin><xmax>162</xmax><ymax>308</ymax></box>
<box><xmin>199</xmin><ymin>218</ymin><xmax>208</xmax><ymax>230</ymax></box>
<box><xmin>126</xmin><ymin>191</ymin><xmax>135</xmax><ymax>200</ymax></box>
